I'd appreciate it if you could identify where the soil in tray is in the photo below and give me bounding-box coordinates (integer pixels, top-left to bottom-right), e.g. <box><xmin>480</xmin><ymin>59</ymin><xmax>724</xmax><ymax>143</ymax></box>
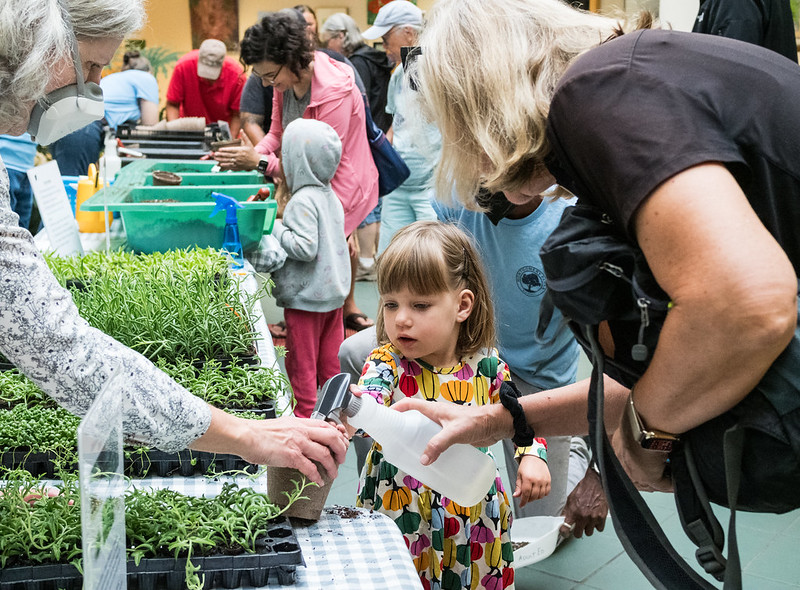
<box><xmin>0</xmin><ymin>517</ymin><xmax>302</xmax><ymax>590</ymax></box>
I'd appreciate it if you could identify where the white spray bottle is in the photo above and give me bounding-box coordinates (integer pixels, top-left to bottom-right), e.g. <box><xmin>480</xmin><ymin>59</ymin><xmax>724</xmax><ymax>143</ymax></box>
<box><xmin>340</xmin><ymin>383</ymin><xmax>497</xmax><ymax>507</ymax></box>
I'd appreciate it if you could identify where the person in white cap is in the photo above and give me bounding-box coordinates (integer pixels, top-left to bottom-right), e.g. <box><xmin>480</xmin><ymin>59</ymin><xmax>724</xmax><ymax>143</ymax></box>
<box><xmin>362</xmin><ymin>1</ymin><xmax>440</xmax><ymax>255</ymax></box>
<box><xmin>363</xmin><ymin>0</ymin><xmax>423</xmax><ymax>66</ymax></box>
<box><xmin>165</xmin><ymin>39</ymin><xmax>246</xmax><ymax>137</ymax></box>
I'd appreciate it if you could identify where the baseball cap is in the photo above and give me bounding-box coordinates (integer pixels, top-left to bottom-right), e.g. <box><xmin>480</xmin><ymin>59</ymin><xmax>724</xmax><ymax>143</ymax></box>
<box><xmin>362</xmin><ymin>1</ymin><xmax>423</xmax><ymax>40</ymax></box>
<box><xmin>197</xmin><ymin>39</ymin><xmax>226</xmax><ymax>80</ymax></box>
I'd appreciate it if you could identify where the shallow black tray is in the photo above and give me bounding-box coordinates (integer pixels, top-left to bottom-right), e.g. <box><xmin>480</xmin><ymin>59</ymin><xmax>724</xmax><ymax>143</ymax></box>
<box><xmin>0</xmin><ymin>447</ymin><xmax>261</xmax><ymax>478</ymax></box>
<box><xmin>124</xmin><ymin>448</ymin><xmax>260</xmax><ymax>478</ymax></box>
<box><xmin>0</xmin><ymin>516</ymin><xmax>302</xmax><ymax>590</ymax></box>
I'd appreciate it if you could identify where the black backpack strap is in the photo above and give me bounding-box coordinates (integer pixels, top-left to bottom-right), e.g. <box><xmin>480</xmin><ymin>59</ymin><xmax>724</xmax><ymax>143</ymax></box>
<box><xmin>584</xmin><ymin>324</ymin><xmax>717</xmax><ymax>590</ymax></box>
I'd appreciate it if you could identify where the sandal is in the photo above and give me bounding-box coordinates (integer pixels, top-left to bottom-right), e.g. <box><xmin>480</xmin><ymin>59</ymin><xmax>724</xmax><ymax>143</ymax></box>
<box><xmin>344</xmin><ymin>312</ymin><xmax>374</xmax><ymax>332</ymax></box>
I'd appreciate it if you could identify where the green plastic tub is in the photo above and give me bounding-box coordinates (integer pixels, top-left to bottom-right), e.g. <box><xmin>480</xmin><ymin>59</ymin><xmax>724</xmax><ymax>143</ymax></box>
<box><xmin>113</xmin><ymin>159</ymin><xmax>268</xmax><ymax>188</ymax></box>
<box><xmin>141</xmin><ymin>171</ymin><xmax>266</xmax><ymax>186</ymax></box>
<box><xmin>80</xmin><ymin>184</ymin><xmax>277</xmax><ymax>254</ymax></box>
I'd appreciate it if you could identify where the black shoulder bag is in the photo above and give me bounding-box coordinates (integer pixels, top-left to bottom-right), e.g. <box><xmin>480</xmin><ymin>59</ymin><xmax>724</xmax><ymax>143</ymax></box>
<box><xmin>538</xmin><ymin>204</ymin><xmax>800</xmax><ymax>590</ymax></box>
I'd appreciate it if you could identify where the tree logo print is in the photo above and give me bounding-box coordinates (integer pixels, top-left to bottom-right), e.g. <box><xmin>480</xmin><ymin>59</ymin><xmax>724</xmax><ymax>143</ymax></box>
<box><xmin>515</xmin><ymin>266</ymin><xmax>547</xmax><ymax>297</ymax></box>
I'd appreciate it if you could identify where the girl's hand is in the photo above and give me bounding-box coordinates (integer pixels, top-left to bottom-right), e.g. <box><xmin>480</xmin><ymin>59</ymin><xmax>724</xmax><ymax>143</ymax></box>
<box><xmin>514</xmin><ymin>455</ymin><xmax>551</xmax><ymax>506</ymax></box>
<box><xmin>333</xmin><ymin>385</ymin><xmax>364</xmax><ymax>439</ymax></box>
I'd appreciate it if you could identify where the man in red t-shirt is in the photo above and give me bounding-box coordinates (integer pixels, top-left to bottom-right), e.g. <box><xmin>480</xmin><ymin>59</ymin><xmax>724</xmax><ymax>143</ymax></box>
<box><xmin>166</xmin><ymin>39</ymin><xmax>245</xmax><ymax>137</ymax></box>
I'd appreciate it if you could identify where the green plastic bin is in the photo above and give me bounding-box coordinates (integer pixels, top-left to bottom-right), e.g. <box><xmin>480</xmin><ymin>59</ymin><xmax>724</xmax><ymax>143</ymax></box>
<box><xmin>141</xmin><ymin>171</ymin><xmax>266</xmax><ymax>186</ymax></box>
<box><xmin>112</xmin><ymin>159</ymin><xmax>270</xmax><ymax>188</ymax></box>
<box><xmin>80</xmin><ymin>184</ymin><xmax>277</xmax><ymax>254</ymax></box>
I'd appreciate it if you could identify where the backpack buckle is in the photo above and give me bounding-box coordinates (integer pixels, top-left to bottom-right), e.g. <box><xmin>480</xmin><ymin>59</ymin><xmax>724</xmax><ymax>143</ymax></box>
<box><xmin>695</xmin><ymin>545</ymin><xmax>726</xmax><ymax>581</ymax></box>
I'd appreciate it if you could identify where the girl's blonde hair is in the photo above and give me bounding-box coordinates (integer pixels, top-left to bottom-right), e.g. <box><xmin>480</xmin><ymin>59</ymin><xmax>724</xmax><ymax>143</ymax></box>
<box><xmin>375</xmin><ymin>221</ymin><xmax>495</xmax><ymax>358</ymax></box>
<box><xmin>413</xmin><ymin>0</ymin><xmax>651</xmax><ymax>205</ymax></box>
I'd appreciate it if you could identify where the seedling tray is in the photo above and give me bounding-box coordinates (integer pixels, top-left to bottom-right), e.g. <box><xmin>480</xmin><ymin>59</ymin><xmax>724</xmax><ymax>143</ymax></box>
<box><xmin>0</xmin><ymin>516</ymin><xmax>302</xmax><ymax>589</ymax></box>
<box><xmin>1</xmin><ymin>442</ymin><xmax>272</xmax><ymax>478</ymax></box>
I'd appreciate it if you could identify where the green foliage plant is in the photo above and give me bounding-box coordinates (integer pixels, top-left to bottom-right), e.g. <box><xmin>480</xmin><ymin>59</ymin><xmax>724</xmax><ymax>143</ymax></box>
<box><xmin>45</xmin><ymin>248</ymin><xmax>265</xmax><ymax>364</ymax></box>
<box><xmin>0</xmin><ymin>469</ymin><xmax>310</xmax><ymax>590</ymax></box>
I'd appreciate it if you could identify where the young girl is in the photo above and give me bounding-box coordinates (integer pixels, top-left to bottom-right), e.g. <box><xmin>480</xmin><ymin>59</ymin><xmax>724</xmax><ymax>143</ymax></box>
<box><xmin>269</xmin><ymin>118</ymin><xmax>350</xmax><ymax>417</ymax></box>
<box><xmin>353</xmin><ymin>220</ymin><xmax>549</xmax><ymax>590</ymax></box>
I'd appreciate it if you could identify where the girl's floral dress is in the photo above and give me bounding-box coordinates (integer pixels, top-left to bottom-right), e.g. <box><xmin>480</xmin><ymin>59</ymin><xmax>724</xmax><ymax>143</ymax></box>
<box><xmin>355</xmin><ymin>343</ymin><xmax>548</xmax><ymax>590</ymax></box>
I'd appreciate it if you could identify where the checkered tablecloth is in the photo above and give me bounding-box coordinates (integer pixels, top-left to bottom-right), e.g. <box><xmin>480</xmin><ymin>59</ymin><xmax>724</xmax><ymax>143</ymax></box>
<box><xmin>129</xmin><ymin>475</ymin><xmax>422</xmax><ymax>589</ymax></box>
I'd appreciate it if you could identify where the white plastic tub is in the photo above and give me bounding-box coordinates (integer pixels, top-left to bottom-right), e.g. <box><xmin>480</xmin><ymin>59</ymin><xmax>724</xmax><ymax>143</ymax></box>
<box><xmin>512</xmin><ymin>516</ymin><xmax>565</xmax><ymax>568</ymax></box>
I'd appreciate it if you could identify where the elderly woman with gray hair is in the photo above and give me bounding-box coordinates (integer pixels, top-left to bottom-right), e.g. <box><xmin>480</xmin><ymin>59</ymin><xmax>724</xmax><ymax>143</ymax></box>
<box><xmin>0</xmin><ymin>0</ymin><xmax>348</xmax><ymax>485</ymax></box>
<box><xmin>320</xmin><ymin>12</ymin><xmax>393</xmax><ymax>132</ymax></box>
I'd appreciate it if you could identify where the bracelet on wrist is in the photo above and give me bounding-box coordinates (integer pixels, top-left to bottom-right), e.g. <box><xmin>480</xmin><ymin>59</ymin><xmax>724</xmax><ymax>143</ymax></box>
<box><xmin>498</xmin><ymin>381</ymin><xmax>535</xmax><ymax>447</ymax></box>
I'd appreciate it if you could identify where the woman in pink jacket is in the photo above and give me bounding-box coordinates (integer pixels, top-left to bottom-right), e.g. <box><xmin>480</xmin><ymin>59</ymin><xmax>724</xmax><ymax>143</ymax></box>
<box><xmin>215</xmin><ymin>10</ymin><xmax>379</xmax><ymax>332</ymax></box>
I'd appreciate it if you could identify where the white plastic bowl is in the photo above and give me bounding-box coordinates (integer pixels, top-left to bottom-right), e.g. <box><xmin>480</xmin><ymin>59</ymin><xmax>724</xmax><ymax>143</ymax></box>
<box><xmin>512</xmin><ymin>515</ymin><xmax>565</xmax><ymax>568</ymax></box>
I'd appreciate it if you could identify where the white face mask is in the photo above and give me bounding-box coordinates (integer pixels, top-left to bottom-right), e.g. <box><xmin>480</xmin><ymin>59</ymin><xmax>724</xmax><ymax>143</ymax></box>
<box><xmin>27</xmin><ymin>28</ymin><xmax>105</xmax><ymax>146</ymax></box>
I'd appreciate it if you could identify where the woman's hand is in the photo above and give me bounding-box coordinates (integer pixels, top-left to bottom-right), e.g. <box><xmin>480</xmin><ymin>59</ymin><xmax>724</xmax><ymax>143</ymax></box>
<box><xmin>191</xmin><ymin>407</ymin><xmax>349</xmax><ymax>485</ymax></box>
<box><xmin>560</xmin><ymin>467</ymin><xmax>608</xmax><ymax>538</ymax></box>
<box><xmin>392</xmin><ymin>398</ymin><xmax>513</xmax><ymax>464</ymax></box>
<box><xmin>214</xmin><ymin>131</ymin><xmax>262</xmax><ymax>171</ymax></box>
<box><xmin>514</xmin><ymin>455</ymin><xmax>551</xmax><ymax>506</ymax></box>
<box><xmin>609</xmin><ymin>415</ymin><xmax>673</xmax><ymax>493</ymax></box>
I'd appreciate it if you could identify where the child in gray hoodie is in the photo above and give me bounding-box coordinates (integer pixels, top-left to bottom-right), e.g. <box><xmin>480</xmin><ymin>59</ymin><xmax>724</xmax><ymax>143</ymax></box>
<box><xmin>270</xmin><ymin>118</ymin><xmax>351</xmax><ymax>417</ymax></box>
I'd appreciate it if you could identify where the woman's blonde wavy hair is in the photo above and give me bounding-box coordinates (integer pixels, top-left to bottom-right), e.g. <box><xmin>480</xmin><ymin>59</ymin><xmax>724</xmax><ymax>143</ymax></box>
<box><xmin>375</xmin><ymin>221</ymin><xmax>496</xmax><ymax>359</ymax></box>
<box><xmin>413</xmin><ymin>0</ymin><xmax>652</xmax><ymax>205</ymax></box>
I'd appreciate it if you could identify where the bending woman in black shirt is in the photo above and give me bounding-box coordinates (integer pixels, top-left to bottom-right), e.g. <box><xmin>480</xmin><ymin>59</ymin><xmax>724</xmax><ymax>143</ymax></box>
<box><xmin>396</xmin><ymin>0</ymin><xmax>800</xmax><ymax>504</ymax></box>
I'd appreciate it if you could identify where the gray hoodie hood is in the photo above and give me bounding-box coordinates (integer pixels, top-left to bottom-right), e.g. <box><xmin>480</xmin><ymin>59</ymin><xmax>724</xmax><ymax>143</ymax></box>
<box><xmin>282</xmin><ymin>118</ymin><xmax>342</xmax><ymax>194</ymax></box>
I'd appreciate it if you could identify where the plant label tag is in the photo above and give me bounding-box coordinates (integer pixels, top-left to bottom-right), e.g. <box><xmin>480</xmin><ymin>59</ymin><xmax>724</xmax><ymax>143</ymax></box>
<box><xmin>27</xmin><ymin>160</ymin><xmax>84</xmax><ymax>256</ymax></box>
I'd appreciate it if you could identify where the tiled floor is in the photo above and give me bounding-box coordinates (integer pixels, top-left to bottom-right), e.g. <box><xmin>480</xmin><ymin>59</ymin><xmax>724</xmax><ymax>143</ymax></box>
<box><xmin>261</xmin><ymin>278</ymin><xmax>800</xmax><ymax>590</ymax></box>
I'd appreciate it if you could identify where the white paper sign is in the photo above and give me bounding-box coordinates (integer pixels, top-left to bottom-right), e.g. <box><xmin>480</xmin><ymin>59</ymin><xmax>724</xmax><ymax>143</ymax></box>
<box><xmin>27</xmin><ymin>160</ymin><xmax>83</xmax><ymax>256</ymax></box>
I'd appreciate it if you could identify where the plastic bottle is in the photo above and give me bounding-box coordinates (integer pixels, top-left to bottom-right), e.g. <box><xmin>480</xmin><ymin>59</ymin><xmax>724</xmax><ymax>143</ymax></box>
<box><xmin>75</xmin><ymin>163</ymin><xmax>112</xmax><ymax>233</ymax></box>
<box><xmin>344</xmin><ymin>395</ymin><xmax>497</xmax><ymax>507</ymax></box>
<box><xmin>210</xmin><ymin>192</ymin><xmax>244</xmax><ymax>269</ymax></box>
<box><xmin>98</xmin><ymin>137</ymin><xmax>121</xmax><ymax>184</ymax></box>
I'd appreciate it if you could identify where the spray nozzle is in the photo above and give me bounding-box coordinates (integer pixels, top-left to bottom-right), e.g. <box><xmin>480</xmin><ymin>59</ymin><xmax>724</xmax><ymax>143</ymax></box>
<box><xmin>310</xmin><ymin>373</ymin><xmax>353</xmax><ymax>425</ymax></box>
<box><xmin>210</xmin><ymin>191</ymin><xmax>244</xmax><ymax>224</ymax></box>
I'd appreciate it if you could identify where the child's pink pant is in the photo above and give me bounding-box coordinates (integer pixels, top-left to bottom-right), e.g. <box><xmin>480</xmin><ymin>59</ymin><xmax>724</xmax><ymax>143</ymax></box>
<box><xmin>283</xmin><ymin>307</ymin><xmax>344</xmax><ymax>418</ymax></box>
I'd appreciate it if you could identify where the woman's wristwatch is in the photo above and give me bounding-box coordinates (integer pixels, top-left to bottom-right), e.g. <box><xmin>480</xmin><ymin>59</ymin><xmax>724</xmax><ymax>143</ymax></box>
<box><xmin>257</xmin><ymin>156</ymin><xmax>269</xmax><ymax>175</ymax></box>
<box><xmin>626</xmin><ymin>390</ymin><xmax>680</xmax><ymax>452</ymax></box>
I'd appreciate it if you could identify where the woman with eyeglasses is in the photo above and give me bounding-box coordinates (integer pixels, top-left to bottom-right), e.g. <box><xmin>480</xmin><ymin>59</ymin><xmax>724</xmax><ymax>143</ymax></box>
<box><xmin>0</xmin><ymin>0</ymin><xmax>349</xmax><ymax>485</ymax></box>
<box><xmin>215</xmin><ymin>11</ymin><xmax>379</xmax><ymax>334</ymax></box>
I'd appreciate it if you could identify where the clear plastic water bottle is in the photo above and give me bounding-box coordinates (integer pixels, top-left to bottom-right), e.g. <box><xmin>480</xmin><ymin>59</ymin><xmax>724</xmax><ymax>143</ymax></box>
<box><xmin>344</xmin><ymin>396</ymin><xmax>497</xmax><ymax>507</ymax></box>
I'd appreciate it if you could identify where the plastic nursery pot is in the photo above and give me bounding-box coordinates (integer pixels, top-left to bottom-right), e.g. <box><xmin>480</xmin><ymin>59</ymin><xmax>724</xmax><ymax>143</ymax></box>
<box><xmin>267</xmin><ymin>464</ymin><xmax>332</xmax><ymax>522</ymax></box>
<box><xmin>151</xmin><ymin>170</ymin><xmax>183</xmax><ymax>186</ymax></box>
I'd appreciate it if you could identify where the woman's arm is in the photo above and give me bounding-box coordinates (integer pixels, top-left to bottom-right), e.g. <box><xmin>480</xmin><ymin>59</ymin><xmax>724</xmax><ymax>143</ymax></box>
<box><xmin>138</xmin><ymin>99</ymin><xmax>159</xmax><ymax>126</ymax></box>
<box><xmin>393</xmin><ymin>375</ymin><xmax>630</xmax><ymax>463</ymax></box>
<box><xmin>190</xmin><ymin>405</ymin><xmax>349</xmax><ymax>484</ymax></box>
<box><xmin>630</xmin><ymin>162</ymin><xmax>797</xmax><ymax>435</ymax></box>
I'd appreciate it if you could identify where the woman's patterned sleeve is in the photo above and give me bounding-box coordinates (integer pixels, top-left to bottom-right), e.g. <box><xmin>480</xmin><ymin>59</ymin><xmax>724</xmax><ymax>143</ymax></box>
<box><xmin>0</xmin><ymin>164</ymin><xmax>211</xmax><ymax>453</ymax></box>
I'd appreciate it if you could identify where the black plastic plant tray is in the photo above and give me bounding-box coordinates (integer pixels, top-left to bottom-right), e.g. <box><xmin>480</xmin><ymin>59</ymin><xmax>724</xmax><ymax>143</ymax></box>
<box><xmin>0</xmin><ymin>517</ymin><xmax>303</xmax><ymax>590</ymax></box>
<box><xmin>0</xmin><ymin>447</ymin><xmax>257</xmax><ymax>478</ymax></box>
<box><xmin>124</xmin><ymin>448</ymin><xmax>260</xmax><ymax>478</ymax></box>
<box><xmin>0</xmin><ymin>448</ymin><xmax>75</xmax><ymax>478</ymax></box>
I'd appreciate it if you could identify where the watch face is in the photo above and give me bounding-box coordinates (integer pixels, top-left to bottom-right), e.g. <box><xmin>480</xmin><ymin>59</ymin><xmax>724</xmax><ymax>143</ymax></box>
<box><xmin>641</xmin><ymin>437</ymin><xmax>675</xmax><ymax>453</ymax></box>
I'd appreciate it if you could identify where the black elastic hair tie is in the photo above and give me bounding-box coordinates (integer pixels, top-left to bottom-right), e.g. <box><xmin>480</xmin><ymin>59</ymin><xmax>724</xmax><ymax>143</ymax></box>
<box><xmin>498</xmin><ymin>381</ymin><xmax>535</xmax><ymax>447</ymax></box>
